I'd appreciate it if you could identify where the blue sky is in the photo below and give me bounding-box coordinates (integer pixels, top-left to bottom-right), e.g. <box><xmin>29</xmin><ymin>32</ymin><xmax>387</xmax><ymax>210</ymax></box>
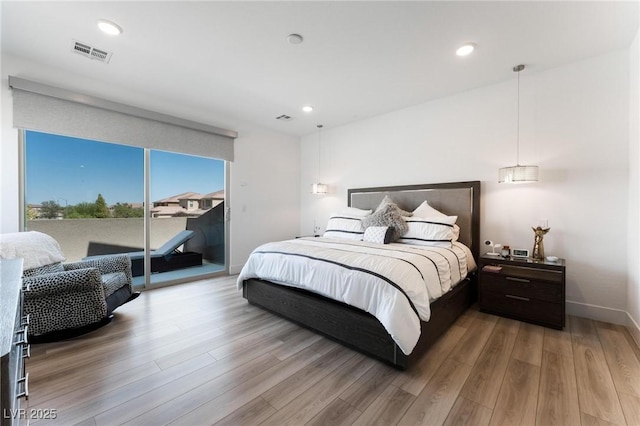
<box><xmin>25</xmin><ymin>131</ymin><xmax>225</xmax><ymax>205</ymax></box>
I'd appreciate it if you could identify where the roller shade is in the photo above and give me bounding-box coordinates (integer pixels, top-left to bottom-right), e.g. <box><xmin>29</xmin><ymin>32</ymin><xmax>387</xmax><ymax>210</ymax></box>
<box><xmin>9</xmin><ymin>76</ymin><xmax>237</xmax><ymax>161</ymax></box>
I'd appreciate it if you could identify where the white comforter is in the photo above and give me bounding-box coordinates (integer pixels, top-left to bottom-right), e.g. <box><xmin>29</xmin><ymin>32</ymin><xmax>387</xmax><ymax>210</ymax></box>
<box><xmin>237</xmin><ymin>237</ymin><xmax>476</xmax><ymax>355</ymax></box>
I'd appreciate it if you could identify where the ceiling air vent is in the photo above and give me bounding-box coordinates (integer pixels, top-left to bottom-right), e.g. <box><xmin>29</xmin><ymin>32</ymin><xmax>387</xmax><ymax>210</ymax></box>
<box><xmin>71</xmin><ymin>40</ymin><xmax>113</xmax><ymax>63</ymax></box>
<box><xmin>276</xmin><ymin>114</ymin><xmax>292</xmax><ymax>121</ymax></box>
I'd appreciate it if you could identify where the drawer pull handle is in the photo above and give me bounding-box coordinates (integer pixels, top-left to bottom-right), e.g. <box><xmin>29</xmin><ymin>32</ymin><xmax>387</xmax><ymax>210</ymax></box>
<box><xmin>506</xmin><ymin>277</ymin><xmax>530</xmax><ymax>283</ymax></box>
<box><xmin>17</xmin><ymin>373</ymin><xmax>29</xmax><ymax>400</ymax></box>
<box><xmin>506</xmin><ymin>294</ymin><xmax>530</xmax><ymax>302</ymax></box>
<box><xmin>15</xmin><ymin>325</ymin><xmax>28</xmax><ymax>346</ymax></box>
<box><xmin>22</xmin><ymin>343</ymin><xmax>31</xmax><ymax>359</ymax></box>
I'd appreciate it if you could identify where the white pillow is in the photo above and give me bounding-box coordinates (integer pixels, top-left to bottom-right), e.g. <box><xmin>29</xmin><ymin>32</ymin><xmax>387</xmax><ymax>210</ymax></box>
<box><xmin>340</xmin><ymin>207</ymin><xmax>372</xmax><ymax>217</ymax></box>
<box><xmin>412</xmin><ymin>200</ymin><xmax>443</xmax><ymax>218</ymax></box>
<box><xmin>397</xmin><ymin>216</ymin><xmax>458</xmax><ymax>247</ymax></box>
<box><xmin>412</xmin><ymin>201</ymin><xmax>460</xmax><ymax>241</ymax></box>
<box><xmin>363</xmin><ymin>226</ymin><xmax>392</xmax><ymax>244</ymax></box>
<box><xmin>0</xmin><ymin>231</ymin><xmax>66</xmax><ymax>270</ymax></box>
<box><xmin>323</xmin><ymin>215</ymin><xmax>365</xmax><ymax>240</ymax></box>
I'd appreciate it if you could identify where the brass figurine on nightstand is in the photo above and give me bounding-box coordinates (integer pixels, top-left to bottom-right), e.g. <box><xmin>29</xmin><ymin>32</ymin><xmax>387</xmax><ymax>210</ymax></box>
<box><xmin>531</xmin><ymin>226</ymin><xmax>550</xmax><ymax>260</ymax></box>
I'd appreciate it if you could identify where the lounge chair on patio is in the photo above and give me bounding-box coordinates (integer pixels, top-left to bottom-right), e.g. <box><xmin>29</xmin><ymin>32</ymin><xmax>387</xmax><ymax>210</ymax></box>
<box><xmin>85</xmin><ymin>230</ymin><xmax>203</xmax><ymax>276</ymax></box>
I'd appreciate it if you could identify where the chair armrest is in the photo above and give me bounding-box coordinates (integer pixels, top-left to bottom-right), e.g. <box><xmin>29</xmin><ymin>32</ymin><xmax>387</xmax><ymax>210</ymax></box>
<box><xmin>65</xmin><ymin>254</ymin><xmax>132</xmax><ymax>280</ymax></box>
<box><xmin>23</xmin><ymin>268</ymin><xmax>105</xmax><ymax>299</ymax></box>
<box><xmin>23</xmin><ymin>268</ymin><xmax>108</xmax><ymax>338</ymax></box>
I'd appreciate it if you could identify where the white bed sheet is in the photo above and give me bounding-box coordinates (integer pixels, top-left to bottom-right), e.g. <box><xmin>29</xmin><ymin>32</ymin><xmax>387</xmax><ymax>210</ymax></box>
<box><xmin>237</xmin><ymin>237</ymin><xmax>475</xmax><ymax>355</ymax></box>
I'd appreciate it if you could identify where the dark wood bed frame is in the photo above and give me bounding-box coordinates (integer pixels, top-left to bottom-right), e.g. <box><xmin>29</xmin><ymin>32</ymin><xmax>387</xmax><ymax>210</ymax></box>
<box><xmin>242</xmin><ymin>181</ymin><xmax>481</xmax><ymax>369</ymax></box>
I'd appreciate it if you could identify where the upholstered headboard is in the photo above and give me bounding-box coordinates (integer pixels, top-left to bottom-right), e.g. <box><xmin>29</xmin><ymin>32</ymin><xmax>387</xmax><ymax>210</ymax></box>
<box><xmin>348</xmin><ymin>181</ymin><xmax>481</xmax><ymax>260</ymax></box>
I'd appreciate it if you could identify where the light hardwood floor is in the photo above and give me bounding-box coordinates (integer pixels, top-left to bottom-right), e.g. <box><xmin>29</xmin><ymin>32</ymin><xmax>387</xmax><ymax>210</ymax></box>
<box><xmin>26</xmin><ymin>275</ymin><xmax>640</xmax><ymax>426</ymax></box>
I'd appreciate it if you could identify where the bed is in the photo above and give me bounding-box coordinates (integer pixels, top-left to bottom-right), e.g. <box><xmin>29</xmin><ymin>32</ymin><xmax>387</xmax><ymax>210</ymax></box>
<box><xmin>240</xmin><ymin>181</ymin><xmax>480</xmax><ymax>369</ymax></box>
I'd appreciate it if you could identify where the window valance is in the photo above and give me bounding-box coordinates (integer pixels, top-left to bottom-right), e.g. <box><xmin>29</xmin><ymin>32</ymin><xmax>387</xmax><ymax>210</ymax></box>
<box><xmin>9</xmin><ymin>76</ymin><xmax>237</xmax><ymax>161</ymax></box>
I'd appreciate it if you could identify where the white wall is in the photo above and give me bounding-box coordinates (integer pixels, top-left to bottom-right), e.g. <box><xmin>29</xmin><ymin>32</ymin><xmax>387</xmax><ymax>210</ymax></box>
<box><xmin>301</xmin><ymin>49</ymin><xmax>632</xmax><ymax>324</ymax></box>
<box><xmin>0</xmin><ymin>55</ymin><xmax>300</xmax><ymax>273</ymax></box>
<box><xmin>628</xmin><ymin>30</ymin><xmax>640</xmax><ymax>345</ymax></box>
<box><xmin>229</xmin><ymin>124</ymin><xmax>300</xmax><ymax>273</ymax></box>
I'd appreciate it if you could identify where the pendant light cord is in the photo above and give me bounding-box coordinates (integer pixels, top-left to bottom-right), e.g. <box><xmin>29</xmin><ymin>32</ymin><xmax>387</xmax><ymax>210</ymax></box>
<box><xmin>514</xmin><ymin>64</ymin><xmax>524</xmax><ymax>166</ymax></box>
<box><xmin>317</xmin><ymin>124</ymin><xmax>323</xmax><ymax>182</ymax></box>
<box><xmin>516</xmin><ymin>67</ymin><xmax>520</xmax><ymax>166</ymax></box>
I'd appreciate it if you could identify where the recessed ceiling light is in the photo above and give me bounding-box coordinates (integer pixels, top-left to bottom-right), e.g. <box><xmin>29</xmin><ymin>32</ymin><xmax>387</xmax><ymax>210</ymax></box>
<box><xmin>97</xmin><ymin>19</ymin><xmax>123</xmax><ymax>36</ymax></box>
<box><xmin>287</xmin><ymin>34</ymin><xmax>304</xmax><ymax>45</ymax></box>
<box><xmin>456</xmin><ymin>43</ymin><xmax>476</xmax><ymax>57</ymax></box>
<box><xmin>302</xmin><ymin>105</ymin><xmax>314</xmax><ymax>113</ymax></box>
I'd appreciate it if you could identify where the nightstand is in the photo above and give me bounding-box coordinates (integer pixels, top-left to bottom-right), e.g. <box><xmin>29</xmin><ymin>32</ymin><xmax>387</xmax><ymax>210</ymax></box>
<box><xmin>478</xmin><ymin>254</ymin><xmax>566</xmax><ymax>329</ymax></box>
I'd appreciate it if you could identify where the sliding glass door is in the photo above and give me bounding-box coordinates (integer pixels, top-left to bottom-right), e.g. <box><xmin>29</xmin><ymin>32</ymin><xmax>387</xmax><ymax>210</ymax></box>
<box><xmin>23</xmin><ymin>130</ymin><xmax>227</xmax><ymax>287</ymax></box>
<box><xmin>147</xmin><ymin>150</ymin><xmax>226</xmax><ymax>285</ymax></box>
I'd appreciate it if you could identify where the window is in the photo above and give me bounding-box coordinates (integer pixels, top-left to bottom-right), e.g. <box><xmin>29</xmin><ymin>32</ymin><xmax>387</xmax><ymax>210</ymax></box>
<box><xmin>24</xmin><ymin>130</ymin><xmax>227</xmax><ymax>288</ymax></box>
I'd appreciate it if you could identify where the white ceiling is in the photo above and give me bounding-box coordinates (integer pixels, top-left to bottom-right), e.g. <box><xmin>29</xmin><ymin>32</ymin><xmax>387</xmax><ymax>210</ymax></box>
<box><xmin>2</xmin><ymin>1</ymin><xmax>639</xmax><ymax>137</ymax></box>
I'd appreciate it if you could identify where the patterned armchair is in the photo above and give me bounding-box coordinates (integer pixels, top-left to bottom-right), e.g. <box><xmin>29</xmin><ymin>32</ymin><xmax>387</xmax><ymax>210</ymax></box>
<box><xmin>0</xmin><ymin>231</ymin><xmax>139</xmax><ymax>342</ymax></box>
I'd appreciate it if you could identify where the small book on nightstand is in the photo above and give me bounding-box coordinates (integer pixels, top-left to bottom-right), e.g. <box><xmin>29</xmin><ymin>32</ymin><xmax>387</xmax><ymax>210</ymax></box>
<box><xmin>481</xmin><ymin>265</ymin><xmax>502</xmax><ymax>273</ymax></box>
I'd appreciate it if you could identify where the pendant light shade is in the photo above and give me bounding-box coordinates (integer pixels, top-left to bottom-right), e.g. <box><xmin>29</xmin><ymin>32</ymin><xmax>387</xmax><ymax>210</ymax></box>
<box><xmin>499</xmin><ymin>64</ymin><xmax>539</xmax><ymax>184</ymax></box>
<box><xmin>311</xmin><ymin>183</ymin><xmax>328</xmax><ymax>194</ymax></box>
<box><xmin>311</xmin><ymin>124</ymin><xmax>328</xmax><ymax>194</ymax></box>
<box><xmin>498</xmin><ymin>165</ymin><xmax>539</xmax><ymax>183</ymax></box>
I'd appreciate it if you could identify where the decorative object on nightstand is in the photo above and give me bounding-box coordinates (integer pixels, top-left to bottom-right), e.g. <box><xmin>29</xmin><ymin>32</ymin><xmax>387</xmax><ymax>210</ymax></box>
<box><xmin>511</xmin><ymin>248</ymin><xmax>529</xmax><ymax>258</ymax></box>
<box><xmin>531</xmin><ymin>226</ymin><xmax>550</xmax><ymax>260</ymax></box>
<box><xmin>484</xmin><ymin>239</ymin><xmax>501</xmax><ymax>256</ymax></box>
<box><xmin>478</xmin><ymin>254</ymin><xmax>565</xmax><ymax>329</ymax></box>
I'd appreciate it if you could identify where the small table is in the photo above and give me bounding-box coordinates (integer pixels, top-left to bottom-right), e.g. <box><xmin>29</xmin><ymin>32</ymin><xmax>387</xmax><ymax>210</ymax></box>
<box><xmin>478</xmin><ymin>254</ymin><xmax>566</xmax><ymax>329</ymax></box>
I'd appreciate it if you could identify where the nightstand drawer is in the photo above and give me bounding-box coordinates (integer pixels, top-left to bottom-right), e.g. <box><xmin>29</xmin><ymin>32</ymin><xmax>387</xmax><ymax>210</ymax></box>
<box><xmin>479</xmin><ymin>274</ymin><xmax>562</xmax><ymax>303</ymax></box>
<box><xmin>480</xmin><ymin>291</ymin><xmax>563</xmax><ymax>328</ymax></box>
<box><xmin>486</xmin><ymin>265</ymin><xmax>563</xmax><ymax>283</ymax></box>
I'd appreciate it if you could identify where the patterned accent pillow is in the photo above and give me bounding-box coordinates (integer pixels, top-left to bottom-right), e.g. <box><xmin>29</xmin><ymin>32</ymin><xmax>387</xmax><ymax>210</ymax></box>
<box><xmin>363</xmin><ymin>226</ymin><xmax>392</xmax><ymax>244</ymax></box>
<box><xmin>323</xmin><ymin>215</ymin><xmax>365</xmax><ymax>240</ymax></box>
<box><xmin>23</xmin><ymin>262</ymin><xmax>64</xmax><ymax>277</ymax></box>
<box><xmin>361</xmin><ymin>203</ymin><xmax>408</xmax><ymax>242</ymax></box>
<box><xmin>397</xmin><ymin>216</ymin><xmax>458</xmax><ymax>247</ymax></box>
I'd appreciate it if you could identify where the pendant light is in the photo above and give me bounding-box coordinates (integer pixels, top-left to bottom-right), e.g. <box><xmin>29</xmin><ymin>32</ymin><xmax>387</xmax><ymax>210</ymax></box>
<box><xmin>311</xmin><ymin>124</ymin><xmax>327</xmax><ymax>194</ymax></box>
<box><xmin>498</xmin><ymin>64</ymin><xmax>539</xmax><ymax>183</ymax></box>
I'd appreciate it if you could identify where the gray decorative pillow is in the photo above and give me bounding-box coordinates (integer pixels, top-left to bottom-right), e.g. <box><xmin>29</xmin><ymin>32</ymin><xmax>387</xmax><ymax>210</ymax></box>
<box><xmin>376</xmin><ymin>195</ymin><xmax>412</xmax><ymax>217</ymax></box>
<box><xmin>361</xmin><ymin>204</ymin><xmax>408</xmax><ymax>241</ymax></box>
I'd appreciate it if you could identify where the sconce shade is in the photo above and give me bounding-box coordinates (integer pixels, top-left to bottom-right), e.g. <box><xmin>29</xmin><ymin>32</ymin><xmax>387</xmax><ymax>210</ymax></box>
<box><xmin>498</xmin><ymin>165</ymin><xmax>539</xmax><ymax>183</ymax></box>
<box><xmin>311</xmin><ymin>183</ymin><xmax>328</xmax><ymax>194</ymax></box>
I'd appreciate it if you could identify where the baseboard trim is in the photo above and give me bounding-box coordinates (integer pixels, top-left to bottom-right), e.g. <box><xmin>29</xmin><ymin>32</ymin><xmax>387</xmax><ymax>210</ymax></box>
<box><xmin>626</xmin><ymin>311</ymin><xmax>640</xmax><ymax>350</ymax></box>
<box><xmin>230</xmin><ymin>264</ymin><xmax>244</xmax><ymax>275</ymax></box>
<box><xmin>565</xmin><ymin>300</ymin><xmax>628</xmax><ymax>325</ymax></box>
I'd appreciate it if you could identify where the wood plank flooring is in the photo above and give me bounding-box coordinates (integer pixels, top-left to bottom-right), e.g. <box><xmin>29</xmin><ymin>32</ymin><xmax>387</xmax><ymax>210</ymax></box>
<box><xmin>26</xmin><ymin>275</ymin><xmax>640</xmax><ymax>426</ymax></box>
